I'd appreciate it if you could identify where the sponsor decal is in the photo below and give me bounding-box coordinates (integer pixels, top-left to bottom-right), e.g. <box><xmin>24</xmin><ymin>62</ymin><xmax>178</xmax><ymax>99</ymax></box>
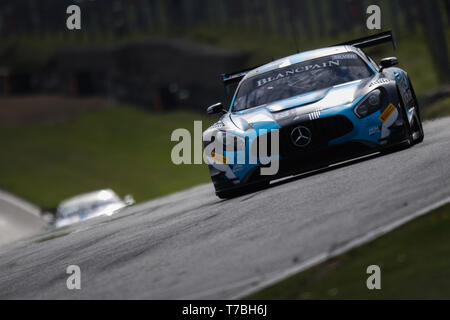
<box><xmin>211</xmin><ymin>151</ymin><xmax>227</xmax><ymax>165</ymax></box>
<box><xmin>210</xmin><ymin>121</ymin><xmax>225</xmax><ymax>129</ymax></box>
<box><xmin>369</xmin><ymin>78</ymin><xmax>390</xmax><ymax>87</ymax></box>
<box><xmin>332</xmin><ymin>53</ymin><xmax>358</xmax><ymax>60</ymax></box>
<box><xmin>379</xmin><ymin>103</ymin><xmax>396</xmax><ymax>123</ymax></box>
<box><xmin>369</xmin><ymin>126</ymin><xmax>381</xmax><ymax>136</ymax></box>
<box><xmin>256</xmin><ymin>60</ymin><xmax>341</xmax><ymax>87</ymax></box>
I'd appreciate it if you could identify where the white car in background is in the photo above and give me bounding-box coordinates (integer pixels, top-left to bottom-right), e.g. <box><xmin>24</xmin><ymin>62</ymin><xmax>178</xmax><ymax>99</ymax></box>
<box><xmin>53</xmin><ymin>189</ymin><xmax>135</xmax><ymax>228</ymax></box>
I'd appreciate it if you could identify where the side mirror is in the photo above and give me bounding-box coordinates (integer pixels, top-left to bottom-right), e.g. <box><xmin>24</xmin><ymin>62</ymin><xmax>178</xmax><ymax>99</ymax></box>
<box><xmin>379</xmin><ymin>57</ymin><xmax>398</xmax><ymax>70</ymax></box>
<box><xmin>206</xmin><ymin>102</ymin><xmax>225</xmax><ymax>115</ymax></box>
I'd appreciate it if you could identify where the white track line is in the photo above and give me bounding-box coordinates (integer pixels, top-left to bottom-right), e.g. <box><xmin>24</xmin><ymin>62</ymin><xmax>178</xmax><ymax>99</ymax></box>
<box><xmin>230</xmin><ymin>195</ymin><xmax>450</xmax><ymax>299</ymax></box>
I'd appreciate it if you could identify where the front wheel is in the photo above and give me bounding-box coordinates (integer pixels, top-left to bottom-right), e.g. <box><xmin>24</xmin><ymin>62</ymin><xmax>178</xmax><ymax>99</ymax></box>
<box><xmin>216</xmin><ymin>180</ymin><xmax>270</xmax><ymax>199</ymax></box>
<box><xmin>408</xmin><ymin>77</ymin><xmax>425</xmax><ymax>144</ymax></box>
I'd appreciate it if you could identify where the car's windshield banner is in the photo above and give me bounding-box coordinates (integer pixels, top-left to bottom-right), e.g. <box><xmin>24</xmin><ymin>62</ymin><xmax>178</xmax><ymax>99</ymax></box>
<box><xmin>254</xmin><ymin>53</ymin><xmax>359</xmax><ymax>88</ymax></box>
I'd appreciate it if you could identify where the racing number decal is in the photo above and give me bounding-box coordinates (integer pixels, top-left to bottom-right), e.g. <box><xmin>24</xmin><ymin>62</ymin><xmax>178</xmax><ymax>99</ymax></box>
<box><xmin>379</xmin><ymin>104</ymin><xmax>396</xmax><ymax>123</ymax></box>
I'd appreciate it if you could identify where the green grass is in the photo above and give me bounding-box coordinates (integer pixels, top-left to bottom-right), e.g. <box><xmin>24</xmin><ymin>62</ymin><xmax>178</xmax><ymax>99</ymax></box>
<box><xmin>247</xmin><ymin>203</ymin><xmax>450</xmax><ymax>300</ymax></box>
<box><xmin>423</xmin><ymin>97</ymin><xmax>450</xmax><ymax>120</ymax></box>
<box><xmin>0</xmin><ymin>106</ymin><xmax>214</xmax><ymax>209</ymax></box>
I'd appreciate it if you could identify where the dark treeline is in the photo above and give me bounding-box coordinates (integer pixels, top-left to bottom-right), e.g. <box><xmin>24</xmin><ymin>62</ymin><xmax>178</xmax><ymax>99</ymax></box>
<box><xmin>1</xmin><ymin>0</ymin><xmax>450</xmax><ymax>86</ymax></box>
<box><xmin>0</xmin><ymin>0</ymin><xmax>449</xmax><ymax>39</ymax></box>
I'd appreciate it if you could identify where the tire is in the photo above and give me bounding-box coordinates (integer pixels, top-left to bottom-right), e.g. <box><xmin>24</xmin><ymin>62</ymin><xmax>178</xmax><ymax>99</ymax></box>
<box><xmin>216</xmin><ymin>190</ymin><xmax>239</xmax><ymax>199</ymax></box>
<box><xmin>216</xmin><ymin>180</ymin><xmax>270</xmax><ymax>199</ymax></box>
<box><xmin>408</xmin><ymin>78</ymin><xmax>424</xmax><ymax>144</ymax></box>
<box><xmin>398</xmin><ymin>87</ymin><xmax>414</xmax><ymax>147</ymax></box>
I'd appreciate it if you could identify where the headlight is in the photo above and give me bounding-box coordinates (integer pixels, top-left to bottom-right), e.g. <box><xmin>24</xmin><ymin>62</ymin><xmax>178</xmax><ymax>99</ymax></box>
<box><xmin>216</xmin><ymin>131</ymin><xmax>246</xmax><ymax>151</ymax></box>
<box><xmin>354</xmin><ymin>89</ymin><xmax>381</xmax><ymax>118</ymax></box>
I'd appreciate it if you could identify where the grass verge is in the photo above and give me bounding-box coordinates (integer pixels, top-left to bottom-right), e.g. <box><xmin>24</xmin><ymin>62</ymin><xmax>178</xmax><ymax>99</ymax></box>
<box><xmin>247</xmin><ymin>202</ymin><xmax>450</xmax><ymax>300</ymax></box>
<box><xmin>0</xmin><ymin>105</ymin><xmax>214</xmax><ymax>209</ymax></box>
<box><xmin>423</xmin><ymin>97</ymin><xmax>450</xmax><ymax>120</ymax></box>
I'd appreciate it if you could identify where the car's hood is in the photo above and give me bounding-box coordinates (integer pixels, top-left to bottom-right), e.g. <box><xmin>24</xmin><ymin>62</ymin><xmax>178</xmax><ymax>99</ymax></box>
<box><xmin>229</xmin><ymin>79</ymin><xmax>367</xmax><ymax>131</ymax></box>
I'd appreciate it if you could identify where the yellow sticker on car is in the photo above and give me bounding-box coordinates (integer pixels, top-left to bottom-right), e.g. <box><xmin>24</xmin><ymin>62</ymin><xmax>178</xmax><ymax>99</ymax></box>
<box><xmin>211</xmin><ymin>152</ymin><xmax>227</xmax><ymax>164</ymax></box>
<box><xmin>379</xmin><ymin>104</ymin><xmax>396</xmax><ymax>123</ymax></box>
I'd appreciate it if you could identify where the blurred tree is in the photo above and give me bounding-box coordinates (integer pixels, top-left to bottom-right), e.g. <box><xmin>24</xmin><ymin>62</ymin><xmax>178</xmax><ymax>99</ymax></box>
<box><xmin>296</xmin><ymin>0</ymin><xmax>313</xmax><ymax>39</ymax></box>
<box><xmin>112</xmin><ymin>0</ymin><xmax>127</xmax><ymax>36</ymax></box>
<box><xmin>166</xmin><ymin>0</ymin><xmax>185</xmax><ymax>32</ymax></box>
<box><xmin>444</xmin><ymin>0</ymin><xmax>450</xmax><ymax>24</ymax></box>
<box><xmin>329</xmin><ymin>1</ymin><xmax>345</xmax><ymax>37</ymax></box>
<box><xmin>389</xmin><ymin>0</ymin><xmax>401</xmax><ymax>34</ymax></box>
<box><xmin>399</xmin><ymin>0</ymin><xmax>418</xmax><ymax>32</ymax></box>
<box><xmin>420</xmin><ymin>0</ymin><xmax>450</xmax><ymax>83</ymax></box>
<box><xmin>312</xmin><ymin>0</ymin><xmax>326</xmax><ymax>36</ymax></box>
<box><xmin>347</xmin><ymin>0</ymin><xmax>365</xmax><ymax>33</ymax></box>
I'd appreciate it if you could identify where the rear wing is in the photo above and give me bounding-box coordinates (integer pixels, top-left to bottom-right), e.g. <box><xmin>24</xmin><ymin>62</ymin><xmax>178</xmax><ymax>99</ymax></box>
<box><xmin>221</xmin><ymin>31</ymin><xmax>396</xmax><ymax>91</ymax></box>
<box><xmin>335</xmin><ymin>30</ymin><xmax>397</xmax><ymax>50</ymax></box>
<box><xmin>221</xmin><ymin>65</ymin><xmax>259</xmax><ymax>93</ymax></box>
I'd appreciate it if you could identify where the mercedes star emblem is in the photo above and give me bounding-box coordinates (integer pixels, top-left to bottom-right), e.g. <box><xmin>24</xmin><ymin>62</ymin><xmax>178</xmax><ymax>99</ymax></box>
<box><xmin>291</xmin><ymin>126</ymin><xmax>312</xmax><ymax>147</ymax></box>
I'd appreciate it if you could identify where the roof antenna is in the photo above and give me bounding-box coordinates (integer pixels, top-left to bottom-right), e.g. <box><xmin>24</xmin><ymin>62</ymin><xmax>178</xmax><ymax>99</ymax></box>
<box><xmin>289</xmin><ymin>11</ymin><xmax>300</xmax><ymax>53</ymax></box>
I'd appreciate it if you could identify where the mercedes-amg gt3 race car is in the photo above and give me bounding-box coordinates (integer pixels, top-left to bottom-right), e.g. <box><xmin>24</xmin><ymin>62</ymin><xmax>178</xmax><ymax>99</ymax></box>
<box><xmin>203</xmin><ymin>31</ymin><xmax>424</xmax><ymax>199</ymax></box>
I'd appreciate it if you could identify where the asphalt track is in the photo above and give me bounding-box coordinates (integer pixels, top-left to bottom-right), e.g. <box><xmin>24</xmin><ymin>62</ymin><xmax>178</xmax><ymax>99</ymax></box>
<box><xmin>0</xmin><ymin>117</ymin><xmax>449</xmax><ymax>299</ymax></box>
<box><xmin>0</xmin><ymin>191</ymin><xmax>44</xmax><ymax>247</ymax></box>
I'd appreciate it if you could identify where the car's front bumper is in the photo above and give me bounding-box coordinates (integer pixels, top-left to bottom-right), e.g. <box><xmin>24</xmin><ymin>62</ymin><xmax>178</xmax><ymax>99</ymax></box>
<box><xmin>209</xmin><ymin>101</ymin><xmax>408</xmax><ymax>192</ymax></box>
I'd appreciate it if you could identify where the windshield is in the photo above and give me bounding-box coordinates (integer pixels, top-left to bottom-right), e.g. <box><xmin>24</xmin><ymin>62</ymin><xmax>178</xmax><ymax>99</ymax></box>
<box><xmin>233</xmin><ymin>53</ymin><xmax>373</xmax><ymax>111</ymax></box>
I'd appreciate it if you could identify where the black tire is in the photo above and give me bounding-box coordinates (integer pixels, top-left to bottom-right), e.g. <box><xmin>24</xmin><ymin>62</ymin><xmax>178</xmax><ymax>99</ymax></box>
<box><xmin>408</xmin><ymin>77</ymin><xmax>424</xmax><ymax>144</ymax></box>
<box><xmin>216</xmin><ymin>189</ymin><xmax>239</xmax><ymax>200</ymax></box>
<box><xmin>216</xmin><ymin>180</ymin><xmax>270</xmax><ymax>200</ymax></box>
<box><xmin>398</xmin><ymin>87</ymin><xmax>414</xmax><ymax>148</ymax></box>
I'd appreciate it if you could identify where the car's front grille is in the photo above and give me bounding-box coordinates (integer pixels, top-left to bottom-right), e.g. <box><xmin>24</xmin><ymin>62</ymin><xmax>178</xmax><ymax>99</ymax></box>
<box><xmin>249</xmin><ymin>115</ymin><xmax>353</xmax><ymax>159</ymax></box>
<box><xmin>280</xmin><ymin>115</ymin><xmax>354</xmax><ymax>156</ymax></box>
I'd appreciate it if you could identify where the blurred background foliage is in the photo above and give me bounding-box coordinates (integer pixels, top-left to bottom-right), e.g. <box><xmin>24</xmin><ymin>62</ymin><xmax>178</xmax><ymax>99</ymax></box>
<box><xmin>1</xmin><ymin>0</ymin><xmax>450</xmax><ymax>93</ymax></box>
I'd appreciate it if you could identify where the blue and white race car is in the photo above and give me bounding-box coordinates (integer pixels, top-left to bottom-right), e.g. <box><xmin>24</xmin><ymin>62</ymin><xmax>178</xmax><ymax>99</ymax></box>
<box><xmin>203</xmin><ymin>31</ymin><xmax>424</xmax><ymax>199</ymax></box>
